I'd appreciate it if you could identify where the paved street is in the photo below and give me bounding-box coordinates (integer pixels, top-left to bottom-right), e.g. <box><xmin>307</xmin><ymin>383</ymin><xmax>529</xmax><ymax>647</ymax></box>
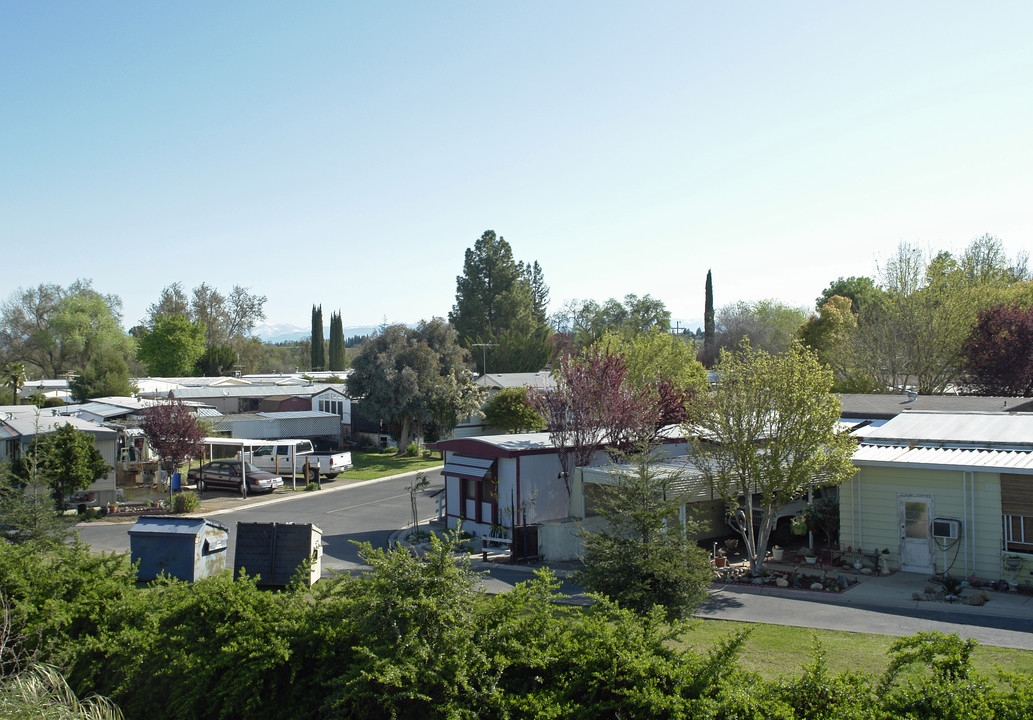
<box><xmin>74</xmin><ymin>469</ymin><xmax>447</xmax><ymax>574</ymax></box>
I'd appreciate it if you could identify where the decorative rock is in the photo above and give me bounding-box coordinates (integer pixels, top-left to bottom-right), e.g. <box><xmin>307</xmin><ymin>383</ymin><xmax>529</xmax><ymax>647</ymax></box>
<box><xmin>981</xmin><ymin>589</ymin><xmax>992</xmax><ymax>603</ymax></box>
<box><xmin>752</xmin><ymin>577</ymin><xmax>763</xmax><ymax>584</ymax></box>
<box><xmin>912</xmin><ymin>592</ymin><xmax>923</xmax><ymax>601</ymax></box>
<box><xmin>924</xmin><ymin>585</ymin><xmax>937</xmax><ymax>594</ymax></box>
<box><xmin>810</xmin><ymin>582</ymin><xmax>824</xmax><ymax>591</ymax></box>
<box><xmin>967</xmin><ymin>593</ymin><xmax>986</xmax><ymax>606</ymax></box>
<box><xmin>776</xmin><ymin>577</ymin><xmax>788</xmax><ymax>588</ymax></box>
<box><xmin>860</xmin><ymin>567</ymin><xmax>873</xmax><ymax>575</ymax></box>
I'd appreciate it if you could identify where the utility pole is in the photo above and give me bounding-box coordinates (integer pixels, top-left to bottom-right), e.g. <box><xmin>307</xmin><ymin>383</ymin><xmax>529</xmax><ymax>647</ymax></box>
<box><xmin>471</xmin><ymin>343</ymin><xmax>497</xmax><ymax>377</ymax></box>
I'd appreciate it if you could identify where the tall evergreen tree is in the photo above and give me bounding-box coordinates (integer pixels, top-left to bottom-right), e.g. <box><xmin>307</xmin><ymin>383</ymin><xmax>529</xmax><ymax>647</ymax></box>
<box><xmin>328</xmin><ymin>311</ymin><xmax>345</xmax><ymax>371</ymax></box>
<box><xmin>449</xmin><ymin>230</ymin><xmax>551</xmax><ymax>373</ymax></box>
<box><xmin>310</xmin><ymin>305</ymin><xmax>325</xmax><ymax>371</ymax></box>
<box><xmin>702</xmin><ymin>269</ymin><xmax>716</xmax><ymax>367</ymax></box>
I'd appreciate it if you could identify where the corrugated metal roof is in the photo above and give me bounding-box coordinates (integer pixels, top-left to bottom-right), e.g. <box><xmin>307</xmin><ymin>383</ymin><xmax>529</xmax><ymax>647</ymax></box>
<box><xmin>477</xmin><ymin>372</ymin><xmax>556</xmax><ymax>390</ymax></box>
<box><xmin>854</xmin><ymin>443</ymin><xmax>1033</xmax><ymax>473</ymax></box>
<box><xmin>860</xmin><ymin>411</ymin><xmax>1033</xmax><ymax>449</ymax></box>
<box><xmin>581</xmin><ymin>458</ymin><xmax>716</xmax><ymax>502</ymax></box>
<box><xmin>59</xmin><ymin>402</ymin><xmax>136</xmax><ymax>419</ymax></box>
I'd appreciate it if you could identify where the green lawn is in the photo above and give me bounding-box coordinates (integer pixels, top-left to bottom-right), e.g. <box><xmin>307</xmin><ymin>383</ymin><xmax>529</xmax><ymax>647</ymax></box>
<box><xmin>344</xmin><ymin>450</ymin><xmax>443</xmax><ymax>480</ymax></box>
<box><xmin>677</xmin><ymin>619</ymin><xmax>1033</xmax><ymax>681</ymax></box>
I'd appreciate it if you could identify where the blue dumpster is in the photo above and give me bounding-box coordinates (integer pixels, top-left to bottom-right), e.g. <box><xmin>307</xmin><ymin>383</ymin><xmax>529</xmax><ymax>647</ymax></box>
<box><xmin>171</xmin><ymin>472</ymin><xmax>181</xmax><ymax>490</ymax></box>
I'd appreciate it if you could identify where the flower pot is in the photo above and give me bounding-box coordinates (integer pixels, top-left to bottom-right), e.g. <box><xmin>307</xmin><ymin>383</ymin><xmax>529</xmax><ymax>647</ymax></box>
<box><xmin>772</xmin><ymin>548</ymin><xmax>784</xmax><ymax>561</ymax></box>
<box><xmin>805</xmin><ymin>556</ymin><xmax>817</xmax><ymax>564</ymax></box>
<box><xmin>714</xmin><ymin>556</ymin><xmax>727</xmax><ymax>568</ymax></box>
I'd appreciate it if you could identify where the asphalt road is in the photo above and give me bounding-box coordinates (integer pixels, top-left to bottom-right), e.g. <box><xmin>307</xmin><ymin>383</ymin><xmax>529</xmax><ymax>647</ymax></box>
<box><xmin>75</xmin><ymin>470</ymin><xmax>447</xmax><ymax>573</ymax></box>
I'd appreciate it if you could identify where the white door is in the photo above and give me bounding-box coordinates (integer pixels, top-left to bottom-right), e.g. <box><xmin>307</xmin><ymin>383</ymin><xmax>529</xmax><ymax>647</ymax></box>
<box><xmin>898</xmin><ymin>495</ymin><xmax>934</xmax><ymax>573</ymax></box>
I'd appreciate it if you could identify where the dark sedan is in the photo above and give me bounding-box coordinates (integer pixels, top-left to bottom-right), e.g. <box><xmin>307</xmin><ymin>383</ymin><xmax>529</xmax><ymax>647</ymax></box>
<box><xmin>187</xmin><ymin>460</ymin><xmax>284</xmax><ymax>495</ymax></box>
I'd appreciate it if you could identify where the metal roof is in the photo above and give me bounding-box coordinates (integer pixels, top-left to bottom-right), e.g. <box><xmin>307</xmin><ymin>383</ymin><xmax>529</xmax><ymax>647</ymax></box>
<box><xmin>58</xmin><ymin>402</ymin><xmax>138</xmax><ymax>419</ymax></box>
<box><xmin>860</xmin><ymin>411</ymin><xmax>1033</xmax><ymax>449</ymax></box>
<box><xmin>160</xmin><ymin>384</ymin><xmax>348</xmax><ymax>400</ymax></box>
<box><xmin>477</xmin><ymin>372</ymin><xmax>556</xmax><ymax>390</ymax></box>
<box><xmin>581</xmin><ymin>457</ymin><xmax>716</xmax><ymax>502</ymax></box>
<box><xmin>853</xmin><ymin>444</ymin><xmax>1033</xmax><ymax>474</ymax></box>
<box><xmin>837</xmin><ymin>393</ymin><xmax>1033</xmax><ymax>419</ymax></box>
<box><xmin>0</xmin><ymin>410</ymin><xmax>117</xmax><ymax>438</ymax></box>
<box><xmin>442</xmin><ymin>454</ymin><xmax>494</xmax><ymax>479</ymax></box>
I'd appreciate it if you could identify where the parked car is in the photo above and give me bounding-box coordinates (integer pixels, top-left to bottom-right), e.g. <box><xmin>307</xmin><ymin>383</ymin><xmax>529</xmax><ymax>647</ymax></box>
<box><xmin>187</xmin><ymin>460</ymin><xmax>284</xmax><ymax>495</ymax></box>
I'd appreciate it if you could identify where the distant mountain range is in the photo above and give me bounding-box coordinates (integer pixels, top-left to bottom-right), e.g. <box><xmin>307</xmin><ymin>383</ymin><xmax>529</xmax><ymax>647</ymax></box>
<box><xmin>256</xmin><ymin>318</ymin><xmax>705</xmax><ymax>344</ymax></box>
<box><xmin>254</xmin><ymin>323</ymin><xmax>385</xmax><ymax>344</ymax></box>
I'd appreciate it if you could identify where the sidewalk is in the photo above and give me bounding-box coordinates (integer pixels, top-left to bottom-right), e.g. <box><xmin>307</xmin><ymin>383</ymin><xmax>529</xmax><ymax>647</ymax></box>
<box><xmin>450</xmin><ymin>543</ymin><xmax>1033</xmax><ymax>649</ymax></box>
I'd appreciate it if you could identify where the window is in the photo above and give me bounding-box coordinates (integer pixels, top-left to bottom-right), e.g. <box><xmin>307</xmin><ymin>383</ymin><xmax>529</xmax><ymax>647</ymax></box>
<box><xmin>1001</xmin><ymin>474</ymin><xmax>1033</xmax><ymax>552</ymax></box>
<box><xmin>1004</xmin><ymin>515</ymin><xmax>1033</xmax><ymax>553</ymax></box>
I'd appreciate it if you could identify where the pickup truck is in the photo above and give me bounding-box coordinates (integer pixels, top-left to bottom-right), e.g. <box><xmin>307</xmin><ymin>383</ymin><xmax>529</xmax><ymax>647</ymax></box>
<box><xmin>242</xmin><ymin>439</ymin><xmax>352</xmax><ymax>482</ymax></box>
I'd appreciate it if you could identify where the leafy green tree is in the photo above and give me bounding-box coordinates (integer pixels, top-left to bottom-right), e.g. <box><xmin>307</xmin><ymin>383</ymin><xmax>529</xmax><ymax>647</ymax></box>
<box><xmin>798</xmin><ymin>295</ymin><xmax>878</xmax><ymax>393</ymax></box>
<box><xmin>145</xmin><ymin>283</ymin><xmax>266</xmax><ymax>363</ymax></box>
<box><xmin>686</xmin><ymin>341</ymin><xmax>856</xmax><ymax>575</ymax></box>
<box><xmin>0</xmin><ymin>281</ymin><xmax>136</xmax><ymax>381</ymax></box>
<box><xmin>145</xmin><ymin>282</ymin><xmax>190</xmax><ymax>323</ymax></box>
<box><xmin>553</xmin><ymin>294</ymin><xmax>671</xmax><ymax>349</ymax></box>
<box><xmin>716</xmin><ymin>299</ymin><xmax>808</xmax><ymax>355</ymax></box>
<box><xmin>310</xmin><ymin>304</ymin><xmax>325</xmax><ymax>370</ymax></box>
<box><xmin>136</xmin><ymin>315</ymin><xmax>206</xmax><ymax>377</ymax></box>
<box><xmin>69</xmin><ymin>347</ymin><xmax>137</xmax><ymax>402</ymax></box>
<box><xmin>195</xmin><ymin>344</ymin><xmax>237</xmax><ymax>376</ymax></box>
<box><xmin>346</xmin><ymin>319</ymin><xmax>486</xmax><ymax>450</ymax></box>
<box><xmin>575</xmin><ymin>445</ymin><xmax>712</xmax><ymax>621</ymax></box>
<box><xmin>816</xmin><ymin>275</ymin><xmax>882</xmax><ymax>316</ymax></box>
<box><xmin>482</xmin><ymin>387</ymin><xmax>546</xmax><ymax>433</ymax></box>
<box><xmin>598</xmin><ymin>327</ymin><xmax>708</xmax><ymax>395</ymax></box>
<box><xmin>20</xmin><ymin>423</ymin><xmax>110</xmax><ymax>509</ymax></box>
<box><xmin>327</xmin><ymin>311</ymin><xmax>345</xmax><ymax>371</ymax></box>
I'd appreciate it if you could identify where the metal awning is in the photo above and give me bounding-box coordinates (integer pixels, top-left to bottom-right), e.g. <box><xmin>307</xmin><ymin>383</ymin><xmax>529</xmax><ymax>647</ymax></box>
<box><xmin>442</xmin><ymin>454</ymin><xmax>494</xmax><ymax>480</ymax></box>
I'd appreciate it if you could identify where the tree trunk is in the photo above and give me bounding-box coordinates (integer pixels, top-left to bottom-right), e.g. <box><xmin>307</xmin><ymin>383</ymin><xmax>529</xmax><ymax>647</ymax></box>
<box><xmin>397</xmin><ymin>415</ymin><xmax>412</xmax><ymax>454</ymax></box>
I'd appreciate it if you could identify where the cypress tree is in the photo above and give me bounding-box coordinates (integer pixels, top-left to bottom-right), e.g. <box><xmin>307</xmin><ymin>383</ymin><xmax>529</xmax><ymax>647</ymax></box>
<box><xmin>328</xmin><ymin>311</ymin><xmax>345</xmax><ymax>371</ymax></box>
<box><xmin>702</xmin><ymin>270</ymin><xmax>716</xmax><ymax>367</ymax></box>
<box><xmin>311</xmin><ymin>305</ymin><xmax>325</xmax><ymax>371</ymax></box>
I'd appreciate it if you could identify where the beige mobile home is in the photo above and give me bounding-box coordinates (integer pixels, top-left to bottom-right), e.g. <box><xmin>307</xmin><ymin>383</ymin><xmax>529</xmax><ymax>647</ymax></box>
<box><xmin>842</xmin><ymin>412</ymin><xmax>1033</xmax><ymax>587</ymax></box>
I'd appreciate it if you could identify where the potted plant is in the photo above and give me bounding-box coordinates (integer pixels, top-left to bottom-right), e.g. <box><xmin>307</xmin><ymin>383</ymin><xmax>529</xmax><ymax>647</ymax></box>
<box><xmin>790</xmin><ymin>515</ymin><xmax>808</xmax><ymax>535</ymax></box>
<box><xmin>771</xmin><ymin>545</ymin><xmax>784</xmax><ymax>561</ymax></box>
<box><xmin>801</xmin><ymin>547</ymin><xmax>817</xmax><ymax>564</ymax></box>
<box><xmin>714</xmin><ymin>548</ymin><xmax>727</xmax><ymax>568</ymax></box>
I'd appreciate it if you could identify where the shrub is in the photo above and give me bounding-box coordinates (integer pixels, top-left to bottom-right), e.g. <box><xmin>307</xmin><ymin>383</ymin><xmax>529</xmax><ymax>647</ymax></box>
<box><xmin>305</xmin><ymin>482</ymin><xmax>319</xmax><ymax>492</ymax></box>
<box><xmin>171</xmin><ymin>492</ymin><xmax>198</xmax><ymax>514</ymax></box>
<box><xmin>405</xmin><ymin>443</ymin><xmax>419</xmax><ymax>457</ymax></box>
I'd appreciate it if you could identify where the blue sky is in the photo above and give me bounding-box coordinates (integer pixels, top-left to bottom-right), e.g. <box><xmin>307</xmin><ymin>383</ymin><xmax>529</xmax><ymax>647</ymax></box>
<box><xmin>3</xmin><ymin>3</ymin><xmax>1032</xmax><ymax>333</ymax></box>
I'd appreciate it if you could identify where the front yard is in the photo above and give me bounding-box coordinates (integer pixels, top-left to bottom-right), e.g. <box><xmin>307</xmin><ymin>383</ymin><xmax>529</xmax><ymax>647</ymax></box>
<box><xmin>345</xmin><ymin>450</ymin><xmax>443</xmax><ymax>480</ymax></box>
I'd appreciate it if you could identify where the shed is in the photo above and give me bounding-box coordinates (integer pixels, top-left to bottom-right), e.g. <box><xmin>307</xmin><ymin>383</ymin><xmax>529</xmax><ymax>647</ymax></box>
<box><xmin>234</xmin><ymin>522</ymin><xmax>323</xmax><ymax>586</ymax></box>
<box><xmin>129</xmin><ymin>517</ymin><xmax>230</xmax><ymax>582</ymax></box>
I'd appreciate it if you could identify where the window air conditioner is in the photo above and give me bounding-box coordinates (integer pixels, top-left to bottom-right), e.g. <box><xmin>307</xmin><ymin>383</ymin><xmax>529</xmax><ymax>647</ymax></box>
<box><xmin>931</xmin><ymin>518</ymin><xmax>962</xmax><ymax>540</ymax></box>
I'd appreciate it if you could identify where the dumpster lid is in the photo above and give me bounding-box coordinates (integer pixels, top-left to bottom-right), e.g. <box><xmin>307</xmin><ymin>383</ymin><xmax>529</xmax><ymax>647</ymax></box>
<box><xmin>128</xmin><ymin>517</ymin><xmax>229</xmax><ymax>537</ymax></box>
